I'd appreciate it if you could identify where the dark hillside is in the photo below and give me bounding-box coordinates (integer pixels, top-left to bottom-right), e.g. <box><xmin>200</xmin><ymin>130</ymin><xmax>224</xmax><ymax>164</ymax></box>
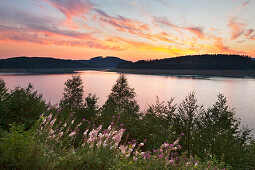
<box><xmin>79</xmin><ymin>56</ymin><xmax>127</xmax><ymax>68</ymax></box>
<box><xmin>0</xmin><ymin>57</ymin><xmax>87</xmax><ymax>69</ymax></box>
<box><xmin>117</xmin><ymin>54</ymin><xmax>255</xmax><ymax>70</ymax></box>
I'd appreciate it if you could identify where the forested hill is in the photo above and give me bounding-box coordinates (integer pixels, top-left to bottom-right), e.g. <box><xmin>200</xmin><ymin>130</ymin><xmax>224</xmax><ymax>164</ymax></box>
<box><xmin>0</xmin><ymin>56</ymin><xmax>128</xmax><ymax>69</ymax></box>
<box><xmin>117</xmin><ymin>54</ymin><xmax>255</xmax><ymax>70</ymax></box>
<box><xmin>0</xmin><ymin>57</ymin><xmax>87</xmax><ymax>69</ymax></box>
<box><xmin>79</xmin><ymin>56</ymin><xmax>127</xmax><ymax>68</ymax></box>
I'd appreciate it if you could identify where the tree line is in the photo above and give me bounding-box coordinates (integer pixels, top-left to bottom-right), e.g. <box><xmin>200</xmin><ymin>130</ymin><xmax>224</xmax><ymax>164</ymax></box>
<box><xmin>117</xmin><ymin>54</ymin><xmax>255</xmax><ymax>70</ymax></box>
<box><xmin>0</xmin><ymin>74</ymin><xmax>255</xmax><ymax>169</ymax></box>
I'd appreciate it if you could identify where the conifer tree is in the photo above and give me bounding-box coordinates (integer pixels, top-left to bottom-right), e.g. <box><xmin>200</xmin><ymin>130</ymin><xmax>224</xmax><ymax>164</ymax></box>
<box><xmin>100</xmin><ymin>74</ymin><xmax>140</xmax><ymax>137</ymax></box>
<box><xmin>60</xmin><ymin>75</ymin><xmax>84</xmax><ymax>111</ymax></box>
<box><xmin>102</xmin><ymin>74</ymin><xmax>139</xmax><ymax>115</ymax></box>
<box><xmin>173</xmin><ymin>92</ymin><xmax>201</xmax><ymax>155</ymax></box>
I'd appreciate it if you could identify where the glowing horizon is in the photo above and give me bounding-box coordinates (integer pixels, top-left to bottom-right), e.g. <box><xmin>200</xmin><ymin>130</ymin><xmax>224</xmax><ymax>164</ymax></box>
<box><xmin>0</xmin><ymin>0</ymin><xmax>255</xmax><ymax>61</ymax></box>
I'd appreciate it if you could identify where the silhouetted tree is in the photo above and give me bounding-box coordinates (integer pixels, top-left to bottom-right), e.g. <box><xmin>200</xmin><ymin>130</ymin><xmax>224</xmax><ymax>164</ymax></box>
<box><xmin>173</xmin><ymin>92</ymin><xmax>202</xmax><ymax>155</ymax></box>
<box><xmin>82</xmin><ymin>93</ymin><xmax>99</xmax><ymax>121</ymax></box>
<box><xmin>102</xmin><ymin>74</ymin><xmax>139</xmax><ymax>115</ymax></box>
<box><xmin>141</xmin><ymin>97</ymin><xmax>176</xmax><ymax>150</ymax></box>
<box><xmin>0</xmin><ymin>79</ymin><xmax>8</xmax><ymax>128</ymax></box>
<box><xmin>0</xmin><ymin>83</ymin><xmax>46</xmax><ymax>130</ymax></box>
<box><xmin>196</xmin><ymin>94</ymin><xmax>252</xmax><ymax>168</ymax></box>
<box><xmin>60</xmin><ymin>75</ymin><xmax>84</xmax><ymax>111</ymax></box>
<box><xmin>100</xmin><ymin>74</ymin><xmax>140</xmax><ymax>139</ymax></box>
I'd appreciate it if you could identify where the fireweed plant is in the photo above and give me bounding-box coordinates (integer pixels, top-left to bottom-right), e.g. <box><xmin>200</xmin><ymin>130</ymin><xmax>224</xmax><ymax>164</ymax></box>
<box><xmin>36</xmin><ymin>113</ymin><xmax>228</xmax><ymax>169</ymax></box>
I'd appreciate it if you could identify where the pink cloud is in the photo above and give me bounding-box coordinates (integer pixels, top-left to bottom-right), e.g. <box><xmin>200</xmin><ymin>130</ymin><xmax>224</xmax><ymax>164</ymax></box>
<box><xmin>153</xmin><ymin>16</ymin><xmax>204</xmax><ymax>38</ymax></box>
<box><xmin>228</xmin><ymin>17</ymin><xmax>246</xmax><ymax>40</ymax></box>
<box><xmin>183</xmin><ymin>27</ymin><xmax>204</xmax><ymax>38</ymax></box>
<box><xmin>43</xmin><ymin>0</ymin><xmax>93</xmax><ymax>28</ymax></box>
<box><xmin>94</xmin><ymin>9</ymin><xmax>150</xmax><ymax>38</ymax></box>
<box><xmin>242</xmin><ymin>0</ymin><xmax>250</xmax><ymax>7</ymax></box>
<box><xmin>245</xmin><ymin>28</ymin><xmax>255</xmax><ymax>40</ymax></box>
<box><xmin>0</xmin><ymin>25</ymin><xmax>124</xmax><ymax>51</ymax></box>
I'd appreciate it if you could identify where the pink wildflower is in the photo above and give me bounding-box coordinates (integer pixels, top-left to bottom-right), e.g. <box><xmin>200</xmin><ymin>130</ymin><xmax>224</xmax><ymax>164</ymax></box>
<box><xmin>71</xmin><ymin>120</ymin><xmax>74</xmax><ymax>124</ymax></box>
<box><xmin>68</xmin><ymin>131</ymin><xmax>76</xmax><ymax>137</ymax></box>
<box><xmin>169</xmin><ymin>159</ymin><xmax>175</xmax><ymax>164</ymax></box>
<box><xmin>139</xmin><ymin>143</ymin><xmax>144</xmax><ymax>147</ymax></box>
<box><xmin>158</xmin><ymin>154</ymin><xmax>164</xmax><ymax>158</ymax></box>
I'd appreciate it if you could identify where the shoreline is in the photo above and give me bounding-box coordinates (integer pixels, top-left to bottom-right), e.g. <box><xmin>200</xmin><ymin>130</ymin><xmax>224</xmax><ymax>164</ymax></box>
<box><xmin>0</xmin><ymin>68</ymin><xmax>99</xmax><ymax>75</ymax></box>
<box><xmin>1</xmin><ymin>68</ymin><xmax>255</xmax><ymax>78</ymax></box>
<box><xmin>106</xmin><ymin>68</ymin><xmax>255</xmax><ymax>78</ymax></box>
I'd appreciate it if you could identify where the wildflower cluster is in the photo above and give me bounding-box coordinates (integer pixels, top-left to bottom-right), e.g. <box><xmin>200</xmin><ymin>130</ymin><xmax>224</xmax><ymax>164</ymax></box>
<box><xmin>37</xmin><ymin>113</ymin><xmax>200</xmax><ymax>168</ymax></box>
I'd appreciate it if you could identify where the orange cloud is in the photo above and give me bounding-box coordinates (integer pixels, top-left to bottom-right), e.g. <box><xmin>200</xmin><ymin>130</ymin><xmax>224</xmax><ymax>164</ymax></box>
<box><xmin>0</xmin><ymin>25</ymin><xmax>124</xmax><ymax>51</ymax></box>
<box><xmin>104</xmin><ymin>36</ymin><xmax>197</xmax><ymax>57</ymax></box>
<box><xmin>205</xmin><ymin>36</ymin><xmax>246</xmax><ymax>55</ymax></box>
<box><xmin>228</xmin><ymin>17</ymin><xmax>246</xmax><ymax>40</ymax></box>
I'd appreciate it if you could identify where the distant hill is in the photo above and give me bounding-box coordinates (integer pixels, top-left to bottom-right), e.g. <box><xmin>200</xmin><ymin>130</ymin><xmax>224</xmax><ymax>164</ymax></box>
<box><xmin>0</xmin><ymin>57</ymin><xmax>87</xmax><ymax>69</ymax></box>
<box><xmin>79</xmin><ymin>56</ymin><xmax>127</xmax><ymax>68</ymax></box>
<box><xmin>0</xmin><ymin>56</ymin><xmax>128</xmax><ymax>69</ymax></box>
<box><xmin>117</xmin><ymin>54</ymin><xmax>255</xmax><ymax>70</ymax></box>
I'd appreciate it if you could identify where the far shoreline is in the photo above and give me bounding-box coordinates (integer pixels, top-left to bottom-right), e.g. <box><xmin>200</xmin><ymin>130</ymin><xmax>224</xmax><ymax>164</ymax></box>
<box><xmin>1</xmin><ymin>68</ymin><xmax>255</xmax><ymax>78</ymax></box>
<box><xmin>106</xmin><ymin>68</ymin><xmax>255</xmax><ymax>78</ymax></box>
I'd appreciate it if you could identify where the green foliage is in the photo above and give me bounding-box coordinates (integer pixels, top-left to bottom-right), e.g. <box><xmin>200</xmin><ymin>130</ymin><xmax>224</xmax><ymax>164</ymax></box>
<box><xmin>0</xmin><ymin>75</ymin><xmax>254</xmax><ymax>169</ymax></box>
<box><xmin>58</xmin><ymin>75</ymin><xmax>99</xmax><ymax>123</ymax></box>
<box><xmin>0</xmin><ymin>124</ymin><xmax>47</xmax><ymax>169</ymax></box>
<box><xmin>100</xmin><ymin>74</ymin><xmax>140</xmax><ymax>139</ymax></box>
<box><xmin>173</xmin><ymin>92</ymin><xmax>202</xmax><ymax>155</ymax></box>
<box><xmin>245</xmin><ymin>140</ymin><xmax>255</xmax><ymax>168</ymax></box>
<box><xmin>83</xmin><ymin>93</ymin><xmax>99</xmax><ymax>120</ymax></box>
<box><xmin>0</xmin><ymin>83</ymin><xmax>46</xmax><ymax>130</ymax></box>
<box><xmin>195</xmin><ymin>94</ymin><xmax>253</xmax><ymax>169</ymax></box>
<box><xmin>102</xmin><ymin>74</ymin><xmax>139</xmax><ymax>115</ymax></box>
<box><xmin>60</xmin><ymin>74</ymin><xmax>84</xmax><ymax>111</ymax></box>
<box><xmin>140</xmin><ymin>97</ymin><xmax>176</xmax><ymax>150</ymax></box>
<box><xmin>0</xmin><ymin>79</ymin><xmax>7</xmax><ymax>100</ymax></box>
<box><xmin>0</xmin><ymin>79</ymin><xmax>8</xmax><ymax>128</ymax></box>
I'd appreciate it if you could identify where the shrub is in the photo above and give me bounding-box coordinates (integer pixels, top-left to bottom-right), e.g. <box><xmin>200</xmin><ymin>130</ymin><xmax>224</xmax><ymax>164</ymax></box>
<box><xmin>0</xmin><ymin>83</ymin><xmax>47</xmax><ymax>130</ymax></box>
<box><xmin>0</xmin><ymin>124</ymin><xmax>46</xmax><ymax>169</ymax></box>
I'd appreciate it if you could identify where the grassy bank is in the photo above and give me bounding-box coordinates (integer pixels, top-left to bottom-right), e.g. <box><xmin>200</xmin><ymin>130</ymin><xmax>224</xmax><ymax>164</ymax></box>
<box><xmin>108</xmin><ymin>68</ymin><xmax>255</xmax><ymax>78</ymax></box>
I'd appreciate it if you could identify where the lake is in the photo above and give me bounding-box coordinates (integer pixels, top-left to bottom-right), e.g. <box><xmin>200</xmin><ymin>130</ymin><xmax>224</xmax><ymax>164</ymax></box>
<box><xmin>0</xmin><ymin>70</ymin><xmax>255</xmax><ymax>134</ymax></box>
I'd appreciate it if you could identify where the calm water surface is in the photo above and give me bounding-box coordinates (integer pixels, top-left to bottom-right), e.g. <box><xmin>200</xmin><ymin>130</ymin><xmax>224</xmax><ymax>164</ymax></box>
<box><xmin>0</xmin><ymin>71</ymin><xmax>254</xmax><ymax>134</ymax></box>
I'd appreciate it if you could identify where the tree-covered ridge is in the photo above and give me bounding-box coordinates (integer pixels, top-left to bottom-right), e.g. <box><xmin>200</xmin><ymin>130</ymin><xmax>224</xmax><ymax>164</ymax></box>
<box><xmin>0</xmin><ymin>56</ymin><xmax>128</xmax><ymax>69</ymax></box>
<box><xmin>117</xmin><ymin>54</ymin><xmax>255</xmax><ymax>70</ymax></box>
<box><xmin>0</xmin><ymin>57</ymin><xmax>88</xmax><ymax>69</ymax></box>
<box><xmin>79</xmin><ymin>56</ymin><xmax>127</xmax><ymax>68</ymax></box>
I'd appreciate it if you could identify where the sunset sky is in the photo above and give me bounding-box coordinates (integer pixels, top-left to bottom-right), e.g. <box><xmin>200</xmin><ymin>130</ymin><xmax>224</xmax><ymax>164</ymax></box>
<box><xmin>0</xmin><ymin>0</ymin><xmax>255</xmax><ymax>61</ymax></box>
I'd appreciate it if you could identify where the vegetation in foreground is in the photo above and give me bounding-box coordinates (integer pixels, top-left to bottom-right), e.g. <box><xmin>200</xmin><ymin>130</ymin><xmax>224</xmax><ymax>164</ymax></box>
<box><xmin>0</xmin><ymin>75</ymin><xmax>254</xmax><ymax>169</ymax></box>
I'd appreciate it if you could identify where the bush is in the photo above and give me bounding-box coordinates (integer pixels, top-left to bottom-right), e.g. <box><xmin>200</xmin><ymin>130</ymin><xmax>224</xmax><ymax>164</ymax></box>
<box><xmin>0</xmin><ymin>124</ymin><xmax>46</xmax><ymax>169</ymax></box>
<box><xmin>0</xmin><ymin>83</ymin><xmax>47</xmax><ymax>130</ymax></box>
